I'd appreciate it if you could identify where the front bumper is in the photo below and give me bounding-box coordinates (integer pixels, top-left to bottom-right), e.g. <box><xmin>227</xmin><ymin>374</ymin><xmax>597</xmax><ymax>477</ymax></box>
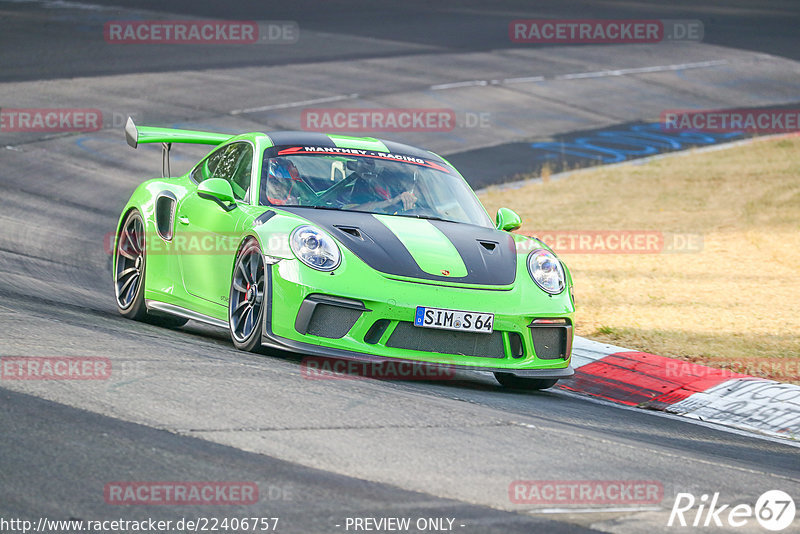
<box><xmin>262</xmin><ymin>319</ymin><xmax>575</xmax><ymax>378</ymax></box>
<box><xmin>261</xmin><ymin>258</ymin><xmax>575</xmax><ymax>377</ymax></box>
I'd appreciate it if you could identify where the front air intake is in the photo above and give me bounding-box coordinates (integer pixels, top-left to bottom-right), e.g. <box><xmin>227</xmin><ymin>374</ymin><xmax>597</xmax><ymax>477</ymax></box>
<box><xmin>528</xmin><ymin>318</ymin><xmax>572</xmax><ymax>360</ymax></box>
<box><xmin>386</xmin><ymin>322</ymin><xmax>505</xmax><ymax>358</ymax></box>
<box><xmin>295</xmin><ymin>295</ymin><xmax>368</xmax><ymax>339</ymax></box>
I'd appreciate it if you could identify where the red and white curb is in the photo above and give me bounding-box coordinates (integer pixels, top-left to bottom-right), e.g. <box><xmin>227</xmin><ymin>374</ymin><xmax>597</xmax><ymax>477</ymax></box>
<box><xmin>564</xmin><ymin>337</ymin><xmax>800</xmax><ymax>441</ymax></box>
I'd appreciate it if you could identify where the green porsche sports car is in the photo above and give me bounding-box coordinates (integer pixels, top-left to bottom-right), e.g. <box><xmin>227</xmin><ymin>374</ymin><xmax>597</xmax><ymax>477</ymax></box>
<box><xmin>114</xmin><ymin>118</ymin><xmax>575</xmax><ymax>389</ymax></box>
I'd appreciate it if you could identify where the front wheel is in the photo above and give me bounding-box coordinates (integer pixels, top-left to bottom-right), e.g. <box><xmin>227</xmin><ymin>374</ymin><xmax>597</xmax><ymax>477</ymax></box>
<box><xmin>229</xmin><ymin>237</ymin><xmax>266</xmax><ymax>352</ymax></box>
<box><xmin>494</xmin><ymin>372</ymin><xmax>559</xmax><ymax>390</ymax></box>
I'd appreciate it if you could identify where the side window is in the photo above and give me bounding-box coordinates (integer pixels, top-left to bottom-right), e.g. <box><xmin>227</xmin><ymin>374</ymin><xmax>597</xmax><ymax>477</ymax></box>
<box><xmin>191</xmin><ymin>146</ymin><xmax>225</xmax><ymax>184</ymax></box>
<box><xmin>191</xmin><ymin>143</ymin><xmax>253</xmax><ymax>201</ymax></box>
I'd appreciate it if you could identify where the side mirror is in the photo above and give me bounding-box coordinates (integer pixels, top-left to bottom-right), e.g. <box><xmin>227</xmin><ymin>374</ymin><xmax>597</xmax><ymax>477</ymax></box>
<box><xmin>198</xmin><ymin>178</ymin><xmax>236</xmax><ymax>211</ymax></box>
<box><xmin>496</xmin><ymin>207</ymin><xmax>522</xmax><ymax>232</ymax></box>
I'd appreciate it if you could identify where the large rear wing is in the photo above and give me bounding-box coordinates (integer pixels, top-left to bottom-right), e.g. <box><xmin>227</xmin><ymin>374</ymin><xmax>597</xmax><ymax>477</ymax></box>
<box><xmin>125</xmin><ymin>117</ymin><xmax>233</xmax><ymax>177</ymax></box>
<box><xmin>125</xmin><ymin>117</ymin><xmax>232</xmax><ymax>148</ymax></box>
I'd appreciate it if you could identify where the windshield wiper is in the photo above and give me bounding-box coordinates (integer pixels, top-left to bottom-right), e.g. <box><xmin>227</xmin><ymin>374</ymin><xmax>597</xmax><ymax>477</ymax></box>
<box><xmin>299</xmin><ymin>204</ymin><xmax>365</xmax><ymax>214</ymax></box>
<box><xmin>402</xmin><ymin>213</ymin><xmax>451</xmax><ymax>223</ymax></box>
<box><xmin>296</xmin><ymin>205</ymin><xmax>454</xmax><ymax>223</ymax></box>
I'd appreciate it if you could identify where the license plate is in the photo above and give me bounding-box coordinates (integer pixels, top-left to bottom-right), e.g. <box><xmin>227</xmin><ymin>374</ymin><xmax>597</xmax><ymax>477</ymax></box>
<box><xmin>414</xmin><ymin>306</ymin><xmax>494</xmax><ymax>334</ymax></box>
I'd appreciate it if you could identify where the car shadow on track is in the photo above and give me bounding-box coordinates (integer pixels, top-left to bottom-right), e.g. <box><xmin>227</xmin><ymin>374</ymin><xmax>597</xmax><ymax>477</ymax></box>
<box><xmin>173</xmin><ymin>321</ymin><xmax>565</xmax><ymax>395</ymax></box>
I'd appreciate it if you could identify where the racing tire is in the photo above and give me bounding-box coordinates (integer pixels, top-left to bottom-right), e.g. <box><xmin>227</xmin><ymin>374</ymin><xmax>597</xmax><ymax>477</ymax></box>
<box><xmin>115</xmin><ymin>209</ymin><xmax>149</xmax><ymax>321</ymax></box>
<box><xmin>494</xmin><ymin>372</ymin><xmax>559</xmax><ymax>390</ymax></box>
<box><xmin>114</xmin><ymin>209</ymin><xmax>188</xmax><ymax>328</ymax></box>
<box><xmin>229</xmin><ymin>237</ymin><xmax>266</xmax><ymax>353</ymax></box>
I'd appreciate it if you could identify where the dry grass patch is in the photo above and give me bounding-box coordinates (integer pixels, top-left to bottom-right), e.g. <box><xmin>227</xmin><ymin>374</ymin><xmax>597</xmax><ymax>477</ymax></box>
<box><xmin>479</xmin><ymin>137</ymin><xmax>800</xmax><ymax>383</ymax></box>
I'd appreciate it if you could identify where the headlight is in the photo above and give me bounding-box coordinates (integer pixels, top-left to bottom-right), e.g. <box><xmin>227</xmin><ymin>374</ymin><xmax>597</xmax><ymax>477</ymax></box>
<box><xmin>527</xmin><ymin>249</ymin><xmax>565</xmax><ymax>294</ymax></box>
<box><xmin>290</xmin><ymin>225</ymin><xmax>341</xmax><ymax>271</ymax></box>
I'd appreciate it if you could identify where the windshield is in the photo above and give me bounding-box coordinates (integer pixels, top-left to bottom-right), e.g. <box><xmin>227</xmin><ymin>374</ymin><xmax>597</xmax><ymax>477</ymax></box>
<box><xmin>259</xmin><ymin>146</ymin><xmax>493</xmax><ymax>227</ymax></box>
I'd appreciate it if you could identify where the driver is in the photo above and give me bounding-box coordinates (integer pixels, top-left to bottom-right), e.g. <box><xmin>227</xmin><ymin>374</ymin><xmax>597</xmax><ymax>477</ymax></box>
<box><xmin>346</xmin><ymin>158</ymin><xmax>417</xmax><ymax>212</ymax></box>
<box><xmin>264</xmin><ymin>158</ymin><xmax>302</xmax><ymax>205</ymax></box>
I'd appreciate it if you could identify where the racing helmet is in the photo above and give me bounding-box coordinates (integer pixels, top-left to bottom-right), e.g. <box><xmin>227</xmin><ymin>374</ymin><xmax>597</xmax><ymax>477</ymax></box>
<box><xmin>266</xmin><ymin>158</ymin><xmax>300</xmax><ymax>203</ymax></box>
<box><xmin>354</xmin><ymin>157</ymin><xmax>379</xmax><ymax>180</ymax></box>
<box><xmin>268</xmin><ymin>157</ymin><xmax>300</xmax><ymax>182</ymax></box>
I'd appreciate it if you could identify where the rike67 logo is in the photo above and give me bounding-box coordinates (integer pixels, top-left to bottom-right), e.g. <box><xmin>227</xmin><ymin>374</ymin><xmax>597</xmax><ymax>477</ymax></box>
<box><xmin>668</xmin><ymin>490</ymin><xmax>795</xmax><ymax>531</ymax></box>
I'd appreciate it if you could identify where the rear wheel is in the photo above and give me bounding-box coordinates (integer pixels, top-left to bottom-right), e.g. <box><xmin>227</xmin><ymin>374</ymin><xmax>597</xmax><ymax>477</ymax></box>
<box><xmin>115</xmin><ymin>210</ymin><xmax>148</xmax><ymax>320</ymax></box>
<box><xmin>229</xmin><ymin>238</ymin><xmax>266</xmax><ymax>352</ymax></box>
<box><xmin>114</xmin><ymin>209</ymin><xmax>187</xmax><ymax>328</ymax></box>
<box><xmin>494</xmin><ymin>372</ymin><xmax>559</xmax><ymax>390</ymax></box>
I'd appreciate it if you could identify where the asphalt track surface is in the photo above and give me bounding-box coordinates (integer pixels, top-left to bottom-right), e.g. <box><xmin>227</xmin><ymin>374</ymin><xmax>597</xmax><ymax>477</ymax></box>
<box><xmin>1</xmin><ymin>1</ymin><xmax>799</xmax><ymax>533</ymax></box>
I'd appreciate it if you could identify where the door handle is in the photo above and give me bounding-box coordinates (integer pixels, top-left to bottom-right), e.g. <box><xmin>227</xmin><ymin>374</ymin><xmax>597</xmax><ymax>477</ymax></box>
<box><xmin>178</xmin><ymin>216</ymin><xmax>190</xmax><ymax>225</ymax></box>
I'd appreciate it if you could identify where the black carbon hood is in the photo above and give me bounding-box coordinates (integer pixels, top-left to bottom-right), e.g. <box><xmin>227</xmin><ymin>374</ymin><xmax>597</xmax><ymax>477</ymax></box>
<box><xmin>281</xmin><ymin>207</ymin><xmax>517</xmax><ymax>286</ymax></box>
